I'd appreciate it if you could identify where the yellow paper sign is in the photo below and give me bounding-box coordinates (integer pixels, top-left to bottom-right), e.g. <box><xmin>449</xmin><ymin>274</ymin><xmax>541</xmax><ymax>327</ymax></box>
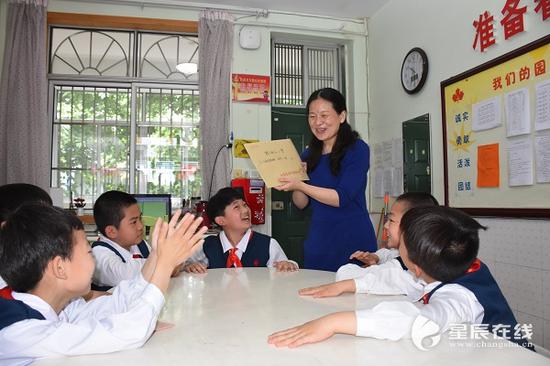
<box><xmin>244</xmin><ymin>139</ymin><xmax>309</xmax><ymax>188</ymax></box>
<box><xmin>233</xmin><ymin>139</ymin><xmax>258</xmax><ymax>158</ymax></box>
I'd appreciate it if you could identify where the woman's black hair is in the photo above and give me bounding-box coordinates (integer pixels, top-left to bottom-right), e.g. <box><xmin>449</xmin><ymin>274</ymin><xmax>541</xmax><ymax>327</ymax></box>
<box><xmin>304</xmin><ymin>88</ymin><xmax>359</xmax><ymax>176</ymax></box>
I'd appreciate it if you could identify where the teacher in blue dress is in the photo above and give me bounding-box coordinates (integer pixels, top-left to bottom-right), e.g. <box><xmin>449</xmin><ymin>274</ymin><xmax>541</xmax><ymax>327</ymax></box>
<box><xmin>275</xmin><ymin>88</ymin><xmax>377</xmax><ymax>272</ymax></box>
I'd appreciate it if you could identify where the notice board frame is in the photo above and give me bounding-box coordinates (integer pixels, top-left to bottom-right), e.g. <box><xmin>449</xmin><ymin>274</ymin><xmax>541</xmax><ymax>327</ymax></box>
<box><xmin>441</xmin><ymin>34</ymin><xmax>550</xmax><ymax>218</ymax></box>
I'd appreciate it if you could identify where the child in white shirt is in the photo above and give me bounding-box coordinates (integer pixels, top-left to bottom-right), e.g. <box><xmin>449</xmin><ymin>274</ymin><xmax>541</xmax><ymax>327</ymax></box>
<box><xmin>0</xmin><ymin>204</ymin><xmax>206</xmax><ymax>365</ymax></box>
<box><xmin>92</xmin><ymin>190</ymin><xmax>167</xmax><ymax>289</ymax></box>
<box><xmin>184</xmin><ymin>187</ymin><xmax>298</xmax><ymax>273</ymax></box>
<box><xmin>333</xmin><ymin>192</ymin><xmax>438</xmax><ymax>299</ymax></box>
<box><xmin>268</xmin><ymin>206</ymin><xmax>532</xmax><ymax>350</ymax></box>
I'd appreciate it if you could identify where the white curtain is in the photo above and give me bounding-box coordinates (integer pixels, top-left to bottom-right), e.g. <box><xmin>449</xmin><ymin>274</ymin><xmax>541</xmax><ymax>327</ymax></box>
<box><xmin>198</xmin><ymin>10</ymin><xmax>233</xmax><ymax>199</ymax></box>
<box><xmin>0</xmin><ymin>0</ymin><xmax>49</xmax><ymax>189</ymax></box>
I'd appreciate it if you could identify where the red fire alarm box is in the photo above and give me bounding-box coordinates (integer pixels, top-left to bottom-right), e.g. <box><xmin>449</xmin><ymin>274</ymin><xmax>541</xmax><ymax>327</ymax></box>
<box><xmin>231</xmin><ymin>178</ymin><xmax>265</xmax><ymax>225</ymax></box>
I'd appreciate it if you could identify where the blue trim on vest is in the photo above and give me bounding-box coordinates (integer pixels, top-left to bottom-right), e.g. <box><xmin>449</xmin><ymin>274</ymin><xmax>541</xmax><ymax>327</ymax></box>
<box><xmin>203</xmin><ymin>231</ymin><xmax>271</xmax><ymax>269</ymax></box>
<box><xmin>0</xmin><ymin>297</ymin><xmax>45</xmax><ymax>330</ymax></box>
<box><xmin>425</xmin><ymin>261</ymin><xmax>533</xmax><ymax>350</ymax></box>
<box><xmin>92</xmin><ymin>241</ymin><xmax>126</xmax><ymax>263</ymax></box>
<box><xmin>90</xmin><ymin>240</ymin><xmax>149</xmax><ymax>292</ymax></box>
<box><xmin>137</xmin><ymin>241</ymin><xmax>150</xmax><ymax>258</ymax></box>
<box><xmin>395</xmin><ymin>256</ymin><xmax>408</xmax><ymax>271</ymax></box>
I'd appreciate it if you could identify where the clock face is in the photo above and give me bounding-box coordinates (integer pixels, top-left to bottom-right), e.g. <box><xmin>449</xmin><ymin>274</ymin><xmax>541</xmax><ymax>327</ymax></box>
<box><xmin>401</xmin><ymin>48</ymin><xmax>428</xmax><ymax>94</ymax></box>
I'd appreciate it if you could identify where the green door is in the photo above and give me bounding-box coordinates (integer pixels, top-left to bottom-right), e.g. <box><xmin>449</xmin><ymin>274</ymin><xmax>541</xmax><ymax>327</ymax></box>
<box><xmin>402</xmin><ymin>115</ymin><xmax>431</xmax><ymax>193</ymax></box>
<box><xmin>271</xmin><ymin>107</ymin><xmax>312</xmax><ymax>267</ymax></box>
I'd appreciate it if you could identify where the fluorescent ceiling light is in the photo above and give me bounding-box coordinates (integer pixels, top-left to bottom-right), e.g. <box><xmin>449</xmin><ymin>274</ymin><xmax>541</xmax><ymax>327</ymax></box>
<box><xmin>176</xmin><ymin>62</ymin><xmax>198</xmax><ymax>74</ymax></box>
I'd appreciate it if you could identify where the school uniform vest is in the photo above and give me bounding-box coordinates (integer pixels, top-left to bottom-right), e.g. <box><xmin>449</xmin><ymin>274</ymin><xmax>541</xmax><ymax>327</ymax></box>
<box><xmin>423</xmin><ymin>260</ymin><xmax>533</xmax><ymax>350</ymax></box>
<box><xmin>90</xmin><ymin>240</ymin><xmax>150</xmax><ymax>291</ymax></box>
<box><xmin>394</xmin><ymin>256</ymin><xmax>408</xmax><ymax>270</ymax></box>
<box><xmin>0</xmin><ymin>288</ymin><xmax>45</xmax><ymax>331</ymax></box>
<box><xmin>204</xmin><ymin>231</ymin><xmax>270</xmax><ymax>269</ymax></box>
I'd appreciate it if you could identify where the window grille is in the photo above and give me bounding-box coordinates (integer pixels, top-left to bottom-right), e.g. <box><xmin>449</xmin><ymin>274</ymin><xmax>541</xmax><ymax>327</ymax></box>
<box><xmin>49</xmin><ymin>27</ymin><xmax>200</xmax><ymax>209</ymax></box>
<box><xmin>272</xmin><ymin>41</ymin><xmax>341</xmax><ymax>107</ymax></box>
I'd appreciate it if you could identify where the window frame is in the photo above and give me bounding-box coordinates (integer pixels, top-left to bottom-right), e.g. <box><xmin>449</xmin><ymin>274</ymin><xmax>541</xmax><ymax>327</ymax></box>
<box><xmin>47</xmin><ymin>14</ymin><xmax>200</xmax><ymax>207</ymax></box>
<box><xmin>271</xmin><ymin>38</ymin><xmax>345</xmax><ymax>108</ymax></box>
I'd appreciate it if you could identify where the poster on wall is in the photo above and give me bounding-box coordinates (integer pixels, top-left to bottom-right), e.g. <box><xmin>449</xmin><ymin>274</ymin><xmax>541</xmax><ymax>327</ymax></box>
<box><xmin>232</xmin><ymin>74</ymin><xmax>270</xmax><ymax>103</ymax></box>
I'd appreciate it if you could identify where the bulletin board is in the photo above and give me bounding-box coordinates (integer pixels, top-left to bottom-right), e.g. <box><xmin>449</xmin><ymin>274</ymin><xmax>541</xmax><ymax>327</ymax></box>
<box><xmin>441</xmin><ymin>34</ymin><xmax>550</xmax><ymax>217</ymax></box>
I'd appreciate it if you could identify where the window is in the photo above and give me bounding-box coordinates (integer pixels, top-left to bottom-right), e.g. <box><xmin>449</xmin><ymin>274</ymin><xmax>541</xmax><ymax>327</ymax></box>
<box><xmin>49</xmin><ymin>26</ymin><xmax>200</xmax><ymax>209</ymax></box>
<box><xmin>272</xmin><ymin>41</ymin><xmax>342</xmax><ymax>106</ymax></box>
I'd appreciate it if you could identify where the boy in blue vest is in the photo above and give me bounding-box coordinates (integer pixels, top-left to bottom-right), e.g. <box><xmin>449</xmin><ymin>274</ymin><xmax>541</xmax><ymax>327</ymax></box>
<box><xmin>0</xmin><ymin>204</ymin><xmax>207</xmax><ymax>364</ymax></box>
<box><xmin>0</xmin><ymin>183</ymin><xmax>105</xmax><ymax>301</ymax></box>
<box><xmin>92</xmin><ymin>190</ymin><xmax>160</xmax><ymax>290</ymax></box>
<box><xmin>268</xmin><ymin>206</ymin><xmax>532</xmax><ymax>350</ymax></box>
<box><xmin>183</xmin><ymin>187</ymin><xmax>298</xmax><ymax>273</ymax></box>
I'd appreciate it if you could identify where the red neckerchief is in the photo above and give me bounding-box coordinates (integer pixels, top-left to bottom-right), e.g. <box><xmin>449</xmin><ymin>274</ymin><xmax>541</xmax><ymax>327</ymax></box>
<box><xmin>421</xmin><ymin>258</ymin><xmax>481</xmax><ymax>304</ymax></box>
<box><xmin>225</xmin><ymin>231</ymin><xmax>253</xmax><ymax>268</ymax></box>
<box><xmin>226</xmin><ymin>248</ymin><xmax>243</xmax><ymax>268</ymax></box>
<box><xmin>0</xmin><ymin>286</ymin><xmax>14</xmax><ymax>300</ymax></box>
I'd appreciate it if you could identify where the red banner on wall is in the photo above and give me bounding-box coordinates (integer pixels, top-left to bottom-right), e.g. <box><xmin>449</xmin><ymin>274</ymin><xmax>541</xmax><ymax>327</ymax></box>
<box><xmin>232</xmin><ymin>74</ymin><xmax>270</xmax><ymax>103</ymax></box>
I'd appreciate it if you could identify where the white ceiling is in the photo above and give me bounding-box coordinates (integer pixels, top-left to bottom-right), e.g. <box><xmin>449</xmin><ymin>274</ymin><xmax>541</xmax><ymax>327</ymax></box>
<box><xmin>179</xmin><ymin>0</ymin><xmax>389</xmax><ymax>19</ymax></box>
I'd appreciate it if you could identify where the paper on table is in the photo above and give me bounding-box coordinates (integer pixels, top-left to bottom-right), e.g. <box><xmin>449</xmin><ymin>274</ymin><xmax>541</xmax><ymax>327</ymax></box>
<box><xmin>244</xmin><ymin>139</ymin><xmax>309</xmax><ymax>188</ymax></box>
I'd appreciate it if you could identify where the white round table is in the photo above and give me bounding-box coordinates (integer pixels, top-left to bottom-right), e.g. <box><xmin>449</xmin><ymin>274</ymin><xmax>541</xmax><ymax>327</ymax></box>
<box><xmin>35</xmin><ymin>268</ymin><xmax>548</xmax><ymax>365</ymax></box>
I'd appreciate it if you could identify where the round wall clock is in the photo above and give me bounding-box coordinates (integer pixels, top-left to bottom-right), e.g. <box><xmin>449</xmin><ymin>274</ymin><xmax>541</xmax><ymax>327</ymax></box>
<box><xmin>401</xmin><ymin>47</ymin><xmax>429</xmax><ymax>94</ymax></box>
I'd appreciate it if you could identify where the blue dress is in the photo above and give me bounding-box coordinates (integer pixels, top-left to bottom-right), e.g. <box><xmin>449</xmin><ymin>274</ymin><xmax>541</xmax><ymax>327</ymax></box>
<box><xmin>301</xmin><ymin>139</ymin><xmax>377</xmax><ymax>272</ymax></box>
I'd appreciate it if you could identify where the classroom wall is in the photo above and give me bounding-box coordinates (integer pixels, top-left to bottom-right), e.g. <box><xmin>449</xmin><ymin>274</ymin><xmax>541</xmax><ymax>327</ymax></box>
<box><xmin>0</xmin><ymin>0</ymin><xmax>369</xmax><ymax>235</ymax></box>
<box><xmin>367</xmin><ymin>0</ymin><xmax>550</xmax><ymax>351</ymax></box>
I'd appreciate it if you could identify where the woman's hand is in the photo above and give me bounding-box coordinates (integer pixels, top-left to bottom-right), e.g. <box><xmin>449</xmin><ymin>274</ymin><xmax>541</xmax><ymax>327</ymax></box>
<box><xmin>274</xmin><ymin>177</ymin><xmax>304</xmax><ymax>192</ymax></box>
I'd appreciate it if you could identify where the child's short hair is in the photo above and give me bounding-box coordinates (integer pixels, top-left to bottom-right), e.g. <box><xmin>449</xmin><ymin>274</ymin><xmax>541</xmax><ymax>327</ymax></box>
<box><xmin>0</xmin><ymin>183</ymin><xmax>53</xmax><ymax>222</ymax></box>
<box><xmin>206</xmin><ymin>187</ymin><xmax>245</xmax><ymax>223</ymax></box>
<box><xmin>395</xmin><ymin>191</ymin><xmax>439</xmax><ymax>210</ymax></box>
<box><xmin>94</xmin><ymin>190</ymin><xmax>137</xmax><ymax>236</ymax></box>
<box><xmin>0</xmin><ymin>204</ymin><xmax>83</xmax><ymax>292</ymax></box>
<box><xmin>400</xmin><ymin>206</ymin><xmax>486</xmax><ymax>283</ymax></box>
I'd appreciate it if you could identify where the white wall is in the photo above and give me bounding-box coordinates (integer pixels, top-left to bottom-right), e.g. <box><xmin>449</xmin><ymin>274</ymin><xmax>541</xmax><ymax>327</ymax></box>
<box><xmin>368</xmin><ymin>0</ymin><xmax>550</xmax><ymax>351</ymax></box>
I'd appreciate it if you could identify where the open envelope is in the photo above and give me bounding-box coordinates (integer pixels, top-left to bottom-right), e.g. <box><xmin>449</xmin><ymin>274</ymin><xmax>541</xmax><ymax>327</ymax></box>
<box><xmin>244</xmin><ymin>139</ymin><xmax>309</xmax><ymax>188</ymax></box>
